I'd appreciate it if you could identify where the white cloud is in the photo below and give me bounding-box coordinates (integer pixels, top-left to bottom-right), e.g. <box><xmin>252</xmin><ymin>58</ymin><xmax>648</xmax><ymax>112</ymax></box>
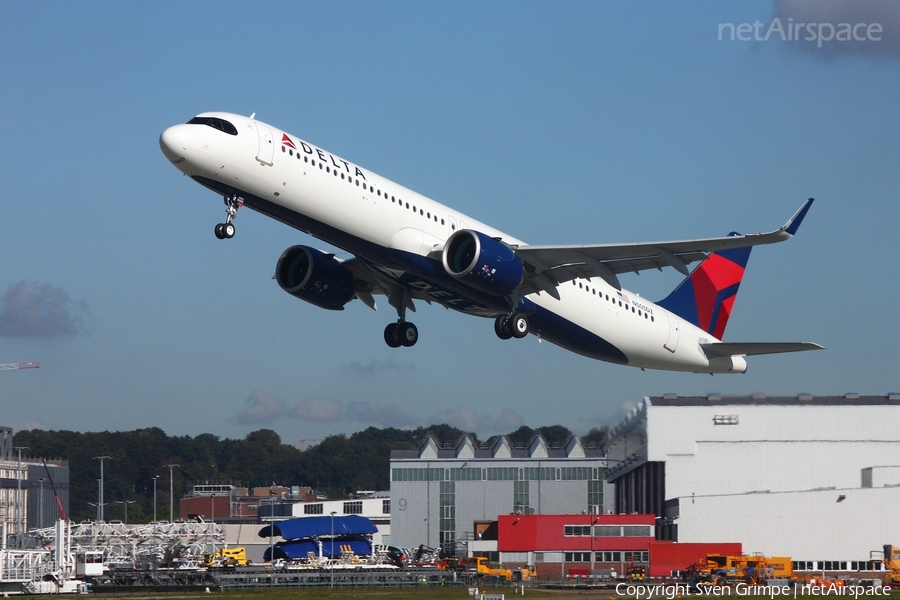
<box><xmin>233</xmin><ymin>390</ymin><xmax>287</xmax><ymax>425</ymax></box>
<box><xmin>289</xmin><ymin>398</ymin><xmax>343</xmax><ymax>422</ymax></box>
<box><xmin>0</xmin><ymin>281</ymin><xmax>93</xmax><ymax>337</ymax></box>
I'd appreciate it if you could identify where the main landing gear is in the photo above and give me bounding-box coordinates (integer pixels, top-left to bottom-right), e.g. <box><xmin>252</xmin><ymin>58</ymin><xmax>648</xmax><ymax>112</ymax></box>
<box><xmin>214</xmin><ymin>194</ymin><xmax>243</xmax><ymax>239</ymax></box>
<box><xmin>494</xmin><ymin>312</ymin><xmax>529</xmax><ymax>340</ymax></box>
<box><xmin>384</xmin><ymin>321</ymin><xmax>418</xmax><ymax>348</ymax></box>
<box><xmin>384</xmin><ymin>289</ymin><xmax>418</xmax><ymax>348</ymax></box>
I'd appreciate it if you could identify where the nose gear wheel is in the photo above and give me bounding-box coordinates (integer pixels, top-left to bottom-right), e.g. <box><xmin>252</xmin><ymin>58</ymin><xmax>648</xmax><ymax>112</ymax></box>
<box><xmin>215</xmin><ymin>194</ymin><xmax>243</xmax><ymax>239</ymax></box>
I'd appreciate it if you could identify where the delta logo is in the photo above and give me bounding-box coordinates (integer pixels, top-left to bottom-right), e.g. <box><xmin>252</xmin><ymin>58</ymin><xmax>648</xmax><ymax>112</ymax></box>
<box><xmin>281</xmin><ymin>134</ymin><xmax>297</xmax><ymax>149</ymax></box>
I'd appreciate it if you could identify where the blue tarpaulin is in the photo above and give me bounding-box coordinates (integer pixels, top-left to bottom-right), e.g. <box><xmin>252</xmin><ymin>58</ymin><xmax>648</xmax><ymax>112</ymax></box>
<box><xmin>258</xmin><ymin>515</ymin><xmax>377</xmax><ymax>540</ymax></box>
<box><xmin>263</xmin><ymin>537</ymin><xmax>373</xmax><ymax>560</ymax></box>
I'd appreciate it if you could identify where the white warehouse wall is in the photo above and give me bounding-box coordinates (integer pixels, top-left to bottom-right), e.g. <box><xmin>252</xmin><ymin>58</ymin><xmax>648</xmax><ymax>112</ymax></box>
<box><xmin>647</xmin><ymin>403</ymin><xmax>900</xmax><ymax>498</ymax></box>
<box><xmin>676</xmin><ymin>485</ymin><xmax>900</xmax><ymax>562</ymax></box>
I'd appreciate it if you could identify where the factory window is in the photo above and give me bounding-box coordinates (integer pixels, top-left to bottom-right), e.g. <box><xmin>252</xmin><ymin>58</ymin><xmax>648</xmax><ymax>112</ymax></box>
<box><xmin>564</xmin><ymin>525</ymin><xmax>591</xmax><ymax>536</ymax></box>
<box><xmin>343</xmin><ymin>501</ymin><xmax>363</xmax><ymax>514</ymax></box>
<box><xmin>382</xmin><ymin>500</ymin><xmax>390</xmax><ymax>514</ymax></box>
<box><xmin>623</xmin><ymin>525</ymin><xmax>652</xmax><ymax>537</ymax></box>
<box><xmin>304</xmin><ymin>503</ymin><xmax>323</xmax><ymax>515</ymax></box>
<box><xmin>588</xmin><ymin>480</ymin><xmax>603</xmax><ymax>514</ymax></box>
<box><xmin>560</xmin><ymin>467</ymin><xmax>593</xmax><ymax>480</ymax></box>
<box><xmin>602</xmin><ymin>552</ymin><xmax>622</xmax><ymax>562</ymax></box>
<box><xmin>451</xmin><ymin>467</ymin><xmax>482</xmax><ymax>481</ymax></box>
<box><xmin>595</xmin><ymin>525</ymin><xmax>621</xmax><ymax>537</ymax></box>
<box><xmin>486</xmin><ymin>467</ymin><xmax>520</xmax><ymax>481</ymax></box>
<box><xmin>565</xmin><ymin>552</ymin><xmax>592</xmax><ymax>562</ymax></box>
<box><xmin>713</xmin><ymin>415</ymin><xmax>739</xmax><ymax>425</ymax></box>
<box><xmin>513</xmin><ymin>480</ymin><xmax>529</xmax><ymax>514</ymax></box>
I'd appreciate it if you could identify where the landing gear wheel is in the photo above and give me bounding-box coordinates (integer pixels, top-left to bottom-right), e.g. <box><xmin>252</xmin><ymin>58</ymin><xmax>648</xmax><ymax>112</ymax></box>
<box><xmin>222</xmin><ymin>222</ymin><xmax>235</xmax><ymax>238</ymax></box>
<box><xmin>397</xmin><ymin>322</ymin><xmax>418</xmax><ymax>347</ymax></box>
<box><xmin>494</xmin><ymin>315</ymin><xmax>513</xmax><ymax>340</ymax></box>
<box><xmin>509</xmin><ymin>313</ymin><xmax>529</xmax><ymax>338</ymax></box>
<box><xmin>384</xmin><ymin>323</ymin><xmax>402</xmax><ymax>348</ymax></box>
<box><xmin>215</xmin><ymin>223</ymin><xmax>225</xmax><ymax>239</ymax></box>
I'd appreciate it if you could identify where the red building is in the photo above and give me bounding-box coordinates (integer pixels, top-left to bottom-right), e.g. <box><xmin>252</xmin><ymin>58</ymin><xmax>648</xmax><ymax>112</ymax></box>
<box><xmin>497</xmin><ymin>514</ymin><xmax>656</xmax><ymax>578</ymax></box>
<box><xmin>649</xmin><ymin>541</ymin><xmax>743</xmax><ymax>577</ymax></box>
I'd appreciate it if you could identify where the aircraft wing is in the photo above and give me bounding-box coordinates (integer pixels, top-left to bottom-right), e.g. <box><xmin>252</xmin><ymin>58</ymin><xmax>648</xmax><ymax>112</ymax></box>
<box><xmin>513</xmin><ymin>198</ymin><xmax>813</xmax><ymax>297</ymax></box>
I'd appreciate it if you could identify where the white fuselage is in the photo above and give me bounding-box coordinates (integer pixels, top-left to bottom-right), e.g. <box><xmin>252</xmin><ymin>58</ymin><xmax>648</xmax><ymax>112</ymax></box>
<box><xmin>160</xmin><ymin>113</ymin><xmax>746</xmax><ymax>373</ymax></box>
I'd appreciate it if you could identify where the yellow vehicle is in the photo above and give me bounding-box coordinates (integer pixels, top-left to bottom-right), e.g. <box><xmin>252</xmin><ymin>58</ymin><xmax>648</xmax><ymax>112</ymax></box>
<box><xmin>695</xmin><ymin>554</ymin><xmax>792</xmax><ymax>585</ymax></box>
<box><xmin>203</xmin><ymin>547</ymin><xmax>250</xmax><ymax>568</ymax></box>
<box><xmin>627</xmin><ymin>566</ymin><xmax>647</xmax><ymax>583</ymax></box>
<box><xmin>515</xmin><ymin>565</ymin><xmax>538</xmax><ymax>582</ymax></box>
<box><xmin>884</xmin><ymin>545</ymin><xmax>900</xmax><ymax>585</ymax></box>
<box><xmin>459</xmin><ymin>556</ymin><xmax>513</xmax><ymax>581</ymax></box>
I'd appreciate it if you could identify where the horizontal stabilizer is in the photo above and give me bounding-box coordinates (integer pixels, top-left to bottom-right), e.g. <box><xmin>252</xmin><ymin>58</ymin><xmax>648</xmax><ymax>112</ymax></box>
<box><xmin>701</xmin><ymin>342</ymin><xmax>825</xmax><ymax>358</ymax></box>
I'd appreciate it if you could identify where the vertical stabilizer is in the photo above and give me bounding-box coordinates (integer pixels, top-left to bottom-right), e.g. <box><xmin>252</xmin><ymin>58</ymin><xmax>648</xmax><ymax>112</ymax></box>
<box><xmin>657</xmin><ymin>234</ymin><xmax>751</xmax><ymax>339</ymax></box>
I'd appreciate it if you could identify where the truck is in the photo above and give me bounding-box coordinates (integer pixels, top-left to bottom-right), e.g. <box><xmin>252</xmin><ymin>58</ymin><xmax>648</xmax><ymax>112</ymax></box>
<box><xmin>884</xmin><ymin>545</ymin><xmax>900</xmax><ymax>585</ymax></box>
<box><xmin>688</xmin><ymin>554</ymin><xmax>792</xmax><ymax>586</ymax></box>
<box><xmin>203</xmin><ymin>547</ymin><xmax>250</xmax><ymax>568</ymax></box>
<box><xmin>458</xmin><ymin>556</ymin><xmax>513</xmax><ymax>581</ymax></box>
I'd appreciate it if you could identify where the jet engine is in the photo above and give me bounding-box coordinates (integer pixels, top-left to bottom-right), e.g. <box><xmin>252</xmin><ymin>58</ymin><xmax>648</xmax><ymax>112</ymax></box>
<box><xmin>441</xmin><ymin>229</ymin><xmax>523</xmax><ymax>296</ymax></box>
<box><xmin>275</xmin><ymin>246</ymin><xmax>356</xmax><ymax>311</ymax></box>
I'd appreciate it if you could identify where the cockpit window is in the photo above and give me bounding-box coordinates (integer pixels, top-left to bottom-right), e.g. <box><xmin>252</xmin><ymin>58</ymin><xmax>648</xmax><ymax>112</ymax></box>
<box><xmin>187</xmin><ymin>116</ymin><xmax>238</xmax><ymax>136</ymax></box>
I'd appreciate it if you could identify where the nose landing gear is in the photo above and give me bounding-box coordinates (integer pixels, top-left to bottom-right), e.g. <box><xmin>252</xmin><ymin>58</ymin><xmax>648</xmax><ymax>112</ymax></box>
<box><xmin>215</xmin><ymin>194</ymin><xmax>243</xmax><ymax>239</ymax></box>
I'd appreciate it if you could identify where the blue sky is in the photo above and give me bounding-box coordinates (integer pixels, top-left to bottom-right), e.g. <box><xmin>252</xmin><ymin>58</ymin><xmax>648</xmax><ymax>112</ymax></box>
<box><xmin>1</xmin><ymin>1</ymin><xmax>898</xmax><ymax>444</ymax></box>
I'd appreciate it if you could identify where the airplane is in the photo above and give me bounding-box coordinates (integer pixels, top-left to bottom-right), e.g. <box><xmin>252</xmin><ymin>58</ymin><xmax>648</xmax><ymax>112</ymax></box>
<box><xmin>159</xmin><ymin>112</ymin><xmax>823</xmax><ymax>374</ymax></box>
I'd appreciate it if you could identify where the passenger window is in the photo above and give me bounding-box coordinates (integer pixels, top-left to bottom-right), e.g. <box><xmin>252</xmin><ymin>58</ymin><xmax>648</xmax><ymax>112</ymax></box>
<box><xmin>282</xmin><ymin>146</ymin><xmax>286</xmax><ymax>153</ymax></box>
<box><xmin>441</xmin><ymin>219</ymin><xmax>445</xmax><ymax>225</ymax></box>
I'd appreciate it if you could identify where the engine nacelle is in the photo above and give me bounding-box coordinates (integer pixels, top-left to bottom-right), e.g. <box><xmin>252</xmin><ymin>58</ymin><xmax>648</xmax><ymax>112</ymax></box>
<box><xmin>275</xmin><ymin>246</ymin><xmax>356</xmax><ymax>311</ymax></box>
<box><xmin>442</xmin><ymin>229</ymin><xmax>524</xmax><ymax>296</ymax></box>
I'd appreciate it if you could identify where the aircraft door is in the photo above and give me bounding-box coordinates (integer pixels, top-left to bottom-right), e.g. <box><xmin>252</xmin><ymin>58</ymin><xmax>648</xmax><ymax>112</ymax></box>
<box><xmin>255</xmin><ymin>123</ymin><xmax>275</xmax><ymax>166</ymax></box>
<box><xmin>664</xmin><ymin>313</ymin><xmax>680</xmax><ymax>353</ymax></box>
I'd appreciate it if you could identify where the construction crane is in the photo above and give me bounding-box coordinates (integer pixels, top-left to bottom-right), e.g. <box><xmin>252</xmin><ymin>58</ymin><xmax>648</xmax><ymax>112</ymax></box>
<box><xmin>0</xmin><ymin>362</ymin><xmax>40</xmax><ymax>371</ymax></box>
<box><xmin>298</xmin><ymin>438</ymin><xmax>323</xmax><ymax>451</ymax></box>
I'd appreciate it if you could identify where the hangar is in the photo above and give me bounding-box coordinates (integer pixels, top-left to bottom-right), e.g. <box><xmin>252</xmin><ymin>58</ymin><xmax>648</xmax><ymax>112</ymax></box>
<box><xmin>606</xmin><ymin>394</ymin><xmax>900</xmax><ymax>567</ymax></box>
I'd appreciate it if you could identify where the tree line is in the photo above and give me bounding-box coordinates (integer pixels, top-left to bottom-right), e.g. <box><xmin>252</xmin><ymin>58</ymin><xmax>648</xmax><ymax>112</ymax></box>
<box><xmin>13</xmin><ymin>423</ymin><xmax>607</xmax><ymax>524</ymax></box>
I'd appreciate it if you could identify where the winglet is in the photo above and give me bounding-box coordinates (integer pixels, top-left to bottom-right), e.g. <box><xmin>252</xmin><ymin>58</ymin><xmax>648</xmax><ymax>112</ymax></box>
<box><xmin>784</xmin><ymin>198</ymin><xmax>814</xmax><ymax>236</ymax></box>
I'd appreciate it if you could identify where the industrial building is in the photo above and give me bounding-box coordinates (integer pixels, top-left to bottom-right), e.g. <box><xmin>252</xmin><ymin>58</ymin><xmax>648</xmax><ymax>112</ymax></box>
<box><xmin>0</xmin><ymin>426</ymin><xmax>69</xmax><ymax>538</ymax></box>
<box><xmin>606</xmin><ymin>394</ymin><xmax>900</xmax><ymax>568</ymax></box>
<box><xmin>389</xmin><ymin>432</ymin><xmax>613</xmax><ymax>554</ymax></box>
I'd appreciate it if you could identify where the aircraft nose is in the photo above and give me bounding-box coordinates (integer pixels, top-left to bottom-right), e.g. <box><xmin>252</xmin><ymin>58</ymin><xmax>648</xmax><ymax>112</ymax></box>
<box><xmin>159</xmin><ymin>124</ymin><xmax>190</xmax><ymax>162</ymax></box>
